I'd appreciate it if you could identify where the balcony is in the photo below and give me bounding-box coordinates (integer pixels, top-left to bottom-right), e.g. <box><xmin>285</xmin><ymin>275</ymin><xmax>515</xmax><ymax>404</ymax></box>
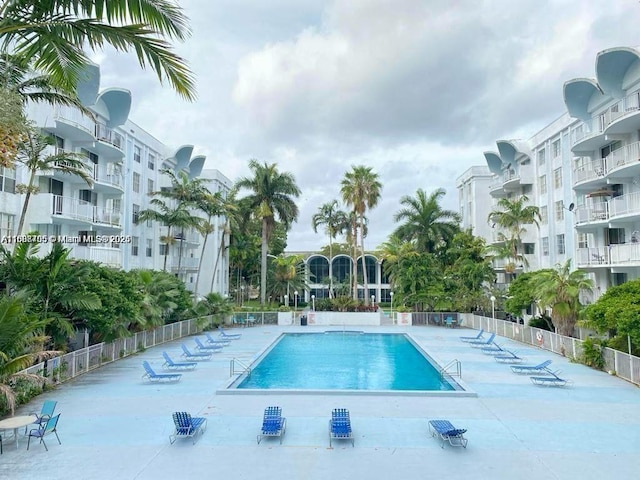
<box><xmin>573</xmin><ymin>157</ymin><xmax>607</xmax><ymax>190</ymax></box>
<box><xmin>502</xmin><ymin>165</ymin><xmax>533</xmax><ymax>191</ymax></box>
<box><xmin>51</xmin><ymin>195</ymin><xmax>94</xmax><ymax>225</ymax></box>
<box><xmin>171</xmin><ymin>256</ymin><xmax>200</xmax><ymax>271</ymax></box>
<box><xmin>94</xmin><ymin>124</ymin><xmax>124</xmax><ymax>158</ymax></box>
<box><xmin>576</xmin><ymin>247</ymin><xmax>609</xmax><ymax>268</ymax></box>
<box><xmin>174</xmin><ymin>230</ymin><xmax>201</xmax><ymax>246</ymax></box>
<box><xmin>603</xmin><ymin>90</ymin><xmax>640</xmax><ymax>135</ymax></box>
<box><xmin>49</xmin><ymin>106</ymin><xmax>96</xmax><ymax>142</ymax></box>
<box><xmin>489</xmin><ymin>177</ymin><xmax>506</xmax><ymax>197</ymax></box>
<box><xmin>609</xmin><ymin>191</ymin><xmax>640</xmax><ymax>222</ymax></box>
<box><xmin>577</xmin><ymin>244</ymin><xmax>640</xmax><ymax>268</ymax></box>
<box><xmin>605</xmin><ymin>141</ymin><xmax>640</xmax><ymax>179</ymax></box>
<box><xmin>571</xmin><ymin>117</ymin><xmax>608</xmax><ymax>153</ymax></box>
<box><xmin>92</xmin><ymin>163</ymin><xmax>124</xmax><ymax>193</ymax></box>
<box><xmin>71</xmin><ymin>245</ymin><xmax>122</xmax><ymax>268</ymax></box>
<box><xmin>574</xmin><ymin>204</ymin><xmax>609</xmax><ymax>227</ymax></box>
<box><xmin>92</xmin><ymin>205</ymin><xmax>122</xmax><ymax>230</ymax></box>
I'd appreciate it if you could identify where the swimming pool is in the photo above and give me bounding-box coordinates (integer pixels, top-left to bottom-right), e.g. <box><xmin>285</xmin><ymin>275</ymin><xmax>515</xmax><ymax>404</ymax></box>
<box><xmin>228</xmin><ymin>332</ymin><xmax>466</xmax><ymax>393</ymax></box>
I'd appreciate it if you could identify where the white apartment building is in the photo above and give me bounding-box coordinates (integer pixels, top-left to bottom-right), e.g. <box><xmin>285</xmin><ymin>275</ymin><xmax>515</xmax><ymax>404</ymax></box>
<box><xmin>458</xmin><ymin>45</ymin><xmax>640</xmax><ymax>300</ymax></box>
<box><xmin>0</xmin><ymin>63</ymin><xmax>231</xmax><ymax>298</ymax></box>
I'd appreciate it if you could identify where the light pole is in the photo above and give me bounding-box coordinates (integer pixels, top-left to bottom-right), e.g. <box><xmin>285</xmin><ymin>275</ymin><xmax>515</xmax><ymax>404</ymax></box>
<box><xmin>390</xmin><ymin>291</ymin><xmax>394</xmax><ymax>322</ymax></box>
<box><xmin>311</xmin><ymin>294</ymin><xmax>315</xmax><ymax>311</ymax></box>
<box><xmin>294</xmin><ymin>290</ymin><xmax>298</xmax><ymax>320</ymax></box>
<box><xmin>371</xmin><ymin>295</ymin><xmax>375</xmax><ymax>310</ymax></box>
<box><xmin>490</xmin><ymin>295</ymin><xmax>496</xmax><ymax>319</ymax></box>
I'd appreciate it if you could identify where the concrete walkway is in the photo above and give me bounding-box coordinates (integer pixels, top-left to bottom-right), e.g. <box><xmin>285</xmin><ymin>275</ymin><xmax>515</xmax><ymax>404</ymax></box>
<box><xmin>0</xmin><ymin>325</ymin><xmax>638</xmax><ymax>480</ymax></box>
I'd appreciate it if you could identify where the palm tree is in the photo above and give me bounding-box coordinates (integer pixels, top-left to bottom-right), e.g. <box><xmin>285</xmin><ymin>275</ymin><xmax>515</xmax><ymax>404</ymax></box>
<box><xmin>340</xmin><ymin>165</ymin><xmax>382</xmax><ymax>304</ymax></box>
<box><xmin>193</xmin><ymin>192</ymin><xmax>224</xmax><ymax>296</ymax></box>
<box><xmin>532</xmin><ymin>259</ymin><xmax>593</xmax><ymax>336</ymax></box>
<box><xmin>267</xmin><ymin>254</ymin><xmax>307</xmax><ymax>302</ymax></box>
<box><xmin>0</xmin><ymin>0</ymin><xmax>195</xmax><ymax>100</ymax></box>
<box><xmin>235</xmin><ymin>160</ymin><xmax>301</xmax><ymax>306</ymax></box>
<box><xmin>311</xmin><ymin>200</ymin><xmax>348</xmax><ymax>298</ymax></box>
<box><xmin>393</xmin><ymin>188</ymin><xmax>461</xmax><ymax>253</ymax></box>
<box><xmin>15</xmin><ymin>127</ymin><xmax>93</xmax><ymax>235</ymax></box>
<box><xmin>487</xmin><ymin>195</ymin><xmax>540</xmax><ymax>276</ymax></box>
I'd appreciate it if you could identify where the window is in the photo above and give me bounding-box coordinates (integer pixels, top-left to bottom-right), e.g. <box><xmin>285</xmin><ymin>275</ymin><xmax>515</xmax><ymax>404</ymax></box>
<box><xmin>0</xmin><ymin>213</ymin><xmax>14</xmax><ymax>237</ymax></box>
<box><xmin>542</xmin><ymin>237</ymin><xmax>549</xmax><ymax>256</ymax></box>
<box><xmin>131</xmin><ymin>236</ymin><xmax>139</xmax><ymax>256</ymax></box>
<box><xmin>0</xmin><ymin>167</ymin><xmax>16</xmax><ymax>193</ymax></box>
<box><xmin>523</xmin><ymin>243</ymin><xmax>535</xmax><ymax>255</ymax></box>
<box><xmin>159</xmin><ymin>243</ymin><xmax>168</xmax><ymax>256</ymax></box>
<box><xmin>80</xmin><ymin>148</ymin><xmax>98</xmax><ymax>164</ymax></box>
<box><xmin>556</xmin><ymin>234</ymin><xmax>565</xmax><ymax>255</ymax></box>
<box><xmin>555</xmin><ymin>201</ymin><xmax>564</xmax><ymax>221</ymax></box>
<box><xmin>538</xmin><ymin>148</ymin><xmax>546</xmax><ymax>166</ymax></box>
<box><xmin>133</xmin><ymin>172</ymin><xmax>140</xmax><ymax>193</ymax></box>
<box><xmin>134</xmin><ymin>145</ymin><xmax>141</xmax><ymax>163</ymax></box>
<box><xmin>539</xmin><ymin>175</ymin><xmax>547</xmax><ymax>195</ymax></box>
<box><xmin>132</xmin><ymin>204</ymin><xmax>139</xmax><ymax>224</ymax></box>
<box><xmin>148</xmin><ymin>154</ymin><xmax>155</xmax><ymax>170</ymax></box>
<box><xmin>147</xmin><ymin>179</ymin><xmax>154</xmax><ymax>194</ymax></box>
<box><xmin>552</xmin><ymin>139</ymin><xmax>561</xmax><ymax>158</ymax></box>
<box><xmin>540</xmin><ymin>206</ymin><xmax>548</xmax><ymax>225</ymax></box>
<box><xmin>577</xmin><ymin>233</ymin><xmax>588</xmax><ymax>249</ymax></box>
<box><xmin>553</xmin><ymin>168</ymin><xmax>562</xmax><ymax>189</ymax></box>
<box><xmin>146</xmin><ymin>239</ymin><xmax>152</xmax><ymax>257</ymax></box>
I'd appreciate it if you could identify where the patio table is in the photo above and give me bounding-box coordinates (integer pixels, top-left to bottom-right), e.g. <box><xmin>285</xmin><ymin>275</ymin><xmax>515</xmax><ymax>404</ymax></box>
<box><xmin>0</xmin><ymin>415</ymin><xmax>37</xmax><ymax>448</ymax></box>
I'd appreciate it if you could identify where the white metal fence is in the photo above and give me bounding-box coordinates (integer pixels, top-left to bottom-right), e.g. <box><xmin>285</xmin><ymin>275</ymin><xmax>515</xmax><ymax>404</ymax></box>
<box><xmin>463</xmin><ymin>314</ymin><xmax>640</xmax><ymax>386</ymax></box>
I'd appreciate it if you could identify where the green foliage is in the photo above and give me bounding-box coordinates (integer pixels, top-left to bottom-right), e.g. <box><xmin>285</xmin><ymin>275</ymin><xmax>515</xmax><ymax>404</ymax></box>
<box><xmin>0</xmin><ymin>376</ymin><xmax>45</xmax><ymax>418</ymax></box>
<box><xmin>527</xmin><ymin>315</ymin><xmax>554</xmax><ymax>331</ymax></box>
<box><xmin>504</xmin><ymin>271</ymin><xmax>550</xmax><ymax>315</ymax></box>
<box><xmin>579</xmin><ymin>337</ymin><xmax>607</xmax><ymax>370</ymax></box>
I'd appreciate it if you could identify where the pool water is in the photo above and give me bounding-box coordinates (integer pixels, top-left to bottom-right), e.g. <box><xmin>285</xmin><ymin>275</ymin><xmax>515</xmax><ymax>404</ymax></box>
<box><xmin>235</xmin><ymin>332</ymin><xmax>457</xmax><ymax>391</ymax></box>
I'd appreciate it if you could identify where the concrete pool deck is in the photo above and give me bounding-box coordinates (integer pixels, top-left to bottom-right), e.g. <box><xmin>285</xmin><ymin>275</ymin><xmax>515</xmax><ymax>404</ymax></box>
<box><xmin>1</xmin><ymin>325</ymin><xmax>638</xmax><ymax>480</ymax></box>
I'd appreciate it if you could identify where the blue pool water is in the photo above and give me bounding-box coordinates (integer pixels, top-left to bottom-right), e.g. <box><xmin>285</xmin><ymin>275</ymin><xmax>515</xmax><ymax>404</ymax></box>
<box><xmin>235</xmin><ymin>332</ymin><xmax>458</xmax><ymax>391</ymax></box>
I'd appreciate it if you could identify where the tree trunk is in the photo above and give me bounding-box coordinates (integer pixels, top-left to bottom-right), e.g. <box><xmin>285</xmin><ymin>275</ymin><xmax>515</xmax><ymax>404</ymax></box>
<box><xmin>210</xmin><ymin>221</ymin><xmax>228</xmax><ymax>294</ymax></box>
<box><xmin>163</xmin><ymin>226</ymin><xmax>172</xmax><ymax>272</ymax></box>
<box><xmin>260</xmin><ymin>218</ymin><xmax>268</xmax><ymax>306</ymax></box>
<box><xmin>351</xmin><ymin>217</ymin><xmax>358</xmax><ymax>300</ymax></box>
<box><xmin>194</xmin><ymin>228</ymin><xmax>209</xmax><ymax>298</ymax></box>
<box><xmin>360</xmin><ymin>213</ymin><xmax>369</xmax><ymax>306</ymax></box>
<box><xmin>16</xmin><ymin>168</ymin><xmax>37</xmax><ymax>235</ymax></box>
<box><xmin>328</xmin><ymin>235</ymin><xmax>333</xmax><ymax>299</ymax></box>
<box><xmin>177</xmin><ymin>228</ymin><xmax>185</xmax><ymax>276</ymax></box>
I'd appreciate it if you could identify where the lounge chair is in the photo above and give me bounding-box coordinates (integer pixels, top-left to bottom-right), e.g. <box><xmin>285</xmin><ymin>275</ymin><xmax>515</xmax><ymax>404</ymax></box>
<box><xmin>530</xmin><ymin>370</ymin><xmax>570</xmax><ymax>387</ymax></box>
<box><xmin>181</xmin><ymin>344</ymin><xmax>213</xmax><ymax>360</ymax></box>
<box><xmin>444</xmin><ymin>316</ymin><xmax>455</xmax><ymax>328</ymax></box>
<box><xmin>494</xmin><ymin>350</ymin><xmax>525</xmax><ymax>364</ymax></box>
<box><xmin>205</xmin><ymin>332</ymin><xmax>230</xmax><ymax>346</ymax></box>
<box><xmin>481</xmin><ymin>342</ymin><xmax>508</xmax><ymax>355</ymax></box>
<box><xmin>460</xmin><ymin>329</ymin><xmax>484</xmax><ymax>342</ymax></box>
<box><xmin>257</xmin><ymin>406</ymin><xmax>286</xmax><ymax>444</ymax></box>
<box><xmin>142</xmin><ymin>361</ymin><xmax>182</xmax><ymax>383</ymax></box>
<box><xmin>162</xmin><ymin>352</ymin><xmax>197</xmax><ymax>371</ymax></box>
<box><xmin>428</xmin><ymin>419</ymin><xmax>468</xmax><ymax>448</ymax></box>
<box><xmin>510</xmin><ymin>360</ymin><xmax>552</xmax><ymax>374</ymax></box>
<box><xmin>219</xmin><ymin>327</ymin><xmax>242</xmax><ymax>339</ymax></box>
<box><xmin>329</xmin><ymin>408</ymin><xmax>354</xmax><ymax>447</ymax></box>
<box><xmin>169</xmin><ymin>412</ymin><xmax>207</xmax><ymax>445</ymax></box>
<box><xmin>469</xmin><ymin>332</ymin><xmax>496</xmax><ymax>347</ymax></box>
<box><xmin>27</xmin><ymin>414</ymin><xmax>61</xmax><ymax>451</ymax></box>
<box><xmin>26</xmin><ymin>400</ymin><xmax>57</xmax><ymax>433</ymax></box>
<box><xmin>194</xmin><ymin>338</ymin><xmax>223</xmax><ymax>352</ymax></box>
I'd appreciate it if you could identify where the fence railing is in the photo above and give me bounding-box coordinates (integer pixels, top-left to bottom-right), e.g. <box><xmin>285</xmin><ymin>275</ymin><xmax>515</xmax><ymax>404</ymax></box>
<box><xmin>463</xmin><ymin>314</ymin><xmax>640</xmax><ymax>386</ymax></box>
<box><xmin>20</xmin><ymin>316</ymin><xmax>213</xmax><ymax>384</ymax></box>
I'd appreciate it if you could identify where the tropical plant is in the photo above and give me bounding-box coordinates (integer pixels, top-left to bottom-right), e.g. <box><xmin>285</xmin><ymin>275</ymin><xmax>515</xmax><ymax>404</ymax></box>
<box><xmin>532</xmin><ymin>260</ymin><xmax>593</xmax><ymax>336</ymax></box>
<box><xmin>235</xmin><ymin>159</ymin><xmax>300</xmax><ymax>305</ymax></box>
<box><xmin>14</xmin><ymin>126</ymin><xmax>93</xmax><ymax>235</ymax></box>
<box><xmin>0</xmin><ymin>86</ymin><xmax>27</xmax><ymax>167</ymax></box>
<box><xmin>340</xmin><ymin>165</ymin><xmax>381</xmax><ymax>303</ymax></box>
<box><xmin>312</xmin><ymin>200</ymin><xmax>348</xmax><ymax>298</ymax></box>
<box><xmin>0</xmin><ymin>0</ymin><xmax>196</xmax><ymax>100</ymax></box>
<box><xmin>267</xmin><ymin>254</ymin><xmax>308</xmax><ymax>302</ymax></box>
<box><xmin>393</xmin><ymin>188</ymin><xmax>460</xmax><ymax>253</ymax></box>
<box><xmin>195</xmin><ymin>292</ymin><xmax>234</xmax><ymax>326</ymax></box>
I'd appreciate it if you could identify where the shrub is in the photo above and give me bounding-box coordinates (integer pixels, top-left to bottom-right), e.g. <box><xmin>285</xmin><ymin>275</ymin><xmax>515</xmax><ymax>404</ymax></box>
<box><xmin>580</xmin><ymin>337</ymin><xmax>607</xmax><ymax>370</ymax></box>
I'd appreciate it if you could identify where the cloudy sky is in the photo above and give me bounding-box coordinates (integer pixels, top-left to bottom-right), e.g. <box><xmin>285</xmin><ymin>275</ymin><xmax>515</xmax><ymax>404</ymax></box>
<box><xmin>95</xmin><ymin>0</ymin><xmax>640</xmax><ymax>251</ymax></box>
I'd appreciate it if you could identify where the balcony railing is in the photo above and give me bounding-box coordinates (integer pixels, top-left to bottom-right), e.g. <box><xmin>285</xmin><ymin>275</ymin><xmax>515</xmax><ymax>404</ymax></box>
<box><xmin>576</xmin><ymin>247</ymin><xmax>609</xmax><ymax>266</ymax></box>
<box><xmin>573</xmin><ymin>157</ymin><xmax>606</xmax><ymax>185</ymax></box>
<box><xmin>93</xmin><ymin>205</ymin><xmax>121</xmax><ymax>227</ymax></box>
<box><xmin>95</xmin><ymin>124</ymin><xmax>124</xmax><ymax>150</ymax></box>
<box><xmin>574</xmin><ymin>204</ymin><xmax>609</xmax><ymax>224</ymax></box>
<box><xmin>52</xmin><ymin>195</ymin><xmax>93</xmax><ymax>222</ymax></box>
<box><xmin>171</xmin><ymin>256</ymin><xmax>200</xmax><ymax>269</ymax></box>
<box><xmin>606</xmin><ymin>141</ymin><xmax>640</xmax><ymax>171</ymax></box>
<box><xmin>71</xmin><ymin>245</ymin><xmax>122</xmax><ymax>267</ymax></box>
<box><xmin>609</xmin><ymin>191</ymin><xmax>640</xmax><ymax>219</ymax></box>
<box><xmin>93</xmin><ymin>164</ymin><xmax>123</xmax><ymax>189</ymax></box>
<box><xmin>54</xmin><ymin>105</ymin><xmax>95</xmax><ymax>135</ymax></box>
<box><xmin>577</xmin><ymin>244</ymin><xmax>640</xmax><ymax>267</ymax></box>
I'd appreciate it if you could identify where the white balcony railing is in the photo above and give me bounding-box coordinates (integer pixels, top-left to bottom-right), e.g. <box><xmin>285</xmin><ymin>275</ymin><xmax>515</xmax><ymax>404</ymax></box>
<box><xmin>52</xmin><ymin>195</ymin><xmax>93</xmax><ymax>222</ymax></box>
<box><xmin>93</xmin><ymin>205</ymin><xmax>121</xmax><ymax>227</ymax></box>
<box><xmin>172</xmin><ymin>256</ymin><xmax>200</xmax><ymax>269</ymax></box>
<box><xmin>574</xmin><ymin>204</ymin><xmax>609</xmax><ymax>224</ymax></box>
<box><xmin>95</xmin><ymin>124</ymin><xmax>124</xmax><ymax>150</ymax></box>
<box><xmin>71</xmin><ymin>245</ymin><xmax>122</xmax><ymax>267</ymax></box>
<box><xmin>606</xmin><ymin>141</ymin><xmax>640</xmax><ymax>171</ymax></box>
<box><xmin>573</xmin><ymin>157</ymin><xmax>606</xmax><ymax>184</ymax></box>
<box><xmin>54</xmin><ymin>105</ymin><xmax>96</xmax><ymax>136</ymax></box>
<box><xmin>93</xmin><ymin>164</ymin><xmax>123</xmax><ymax>189</ymax></box>
<box><xmin>609</xmin><ymin>191</ymin><xmax>640</xmax><ymax>219</ymax></box>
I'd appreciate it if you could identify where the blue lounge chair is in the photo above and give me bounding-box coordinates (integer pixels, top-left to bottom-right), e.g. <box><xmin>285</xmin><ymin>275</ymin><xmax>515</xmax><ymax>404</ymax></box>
<box><xmin>26</xmin><ymin>399</ymin><xmax>57</xmax><ymax>433</ymax></box>
<box><xmin>169</xmin><ymin>412</ymin><xmax>207</xmax><ymax>445</ymax></box>
<box><xmin>181</xmin><ymin>344</ymin><xmax>213</xmax><ymax>360</ymax></box>
<box><xmin>142</xmin><ymin>361</ymin><xmax>182</xmax><ymax>383</ymax></box>
<box><xmin>494</xmin><ymin>350</ymin><xmax>525</xmax><ymax>364</ymax></box>
<box><xmin>162</xmin><ymin>352</ymin><xmax>197</xmax><ymax>371</ymax></box>
<box><xmin>205</xmin><ymin>332</ymin><xmax>230</xmax><ymax>346</ymax></box>
<box><xmin>27</xmin><ymin>414</ymin><xmax>61</xmax><ymax>451</ymax></box>
<box><xmin>460</xmin><ymin>329</ymin><xmax>484</xmax><ymax>342</ymax></box>
<box><xmin>469</xmin><ymin>332</ymin><xmax>496</xmax><ymax>347</ymax></box>
<box><xmin>428</xmin><ymin>419</ymin><xmax>468</xmax><ymax>448</ymax></box>
<box><xmin>481</xmin><ymin>342</ymin><xmax>507</xmax><ymax>355</ymax></box>
<box><xmin>219</xmin><ymin>327</ymin><xmax>242</xmax><ymax>339</ymax></box>
<box><xmin>194</xmin><ymin>338</ymin><xmax>223</xmax><ymax>352</ymax></box>
<box><xmin>329</xmin><ymin>408</ymin><xmax>354</xmax><ymax>447</ymax></box>
<box><xmin>257</xmin><ymin>406</ymin><xmax>287</xmax><ymax>444</ymax></box>
<box><xmin>510</xmin><ymin>359</ymin><xmax>552</xmax><ymax>374</ymax></box>
<box><xmin>531</xmin><ymin>370</ymin><xmax>570</xmax><ymax>387</ymax></box>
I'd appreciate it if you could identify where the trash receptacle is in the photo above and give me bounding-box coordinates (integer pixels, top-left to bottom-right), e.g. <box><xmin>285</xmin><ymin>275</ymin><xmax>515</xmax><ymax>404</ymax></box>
<box><xmin>300</xmin><ymin>315</ymin><xmax>307</xmax><ymax>326</ymax></box>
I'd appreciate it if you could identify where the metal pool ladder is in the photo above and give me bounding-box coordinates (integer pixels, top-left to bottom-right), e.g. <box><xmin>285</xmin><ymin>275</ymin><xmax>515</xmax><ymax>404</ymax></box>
<box><xmin>440</xmin><ymin>359</ymin><xmax>461</xmax><ymax>379</ymax></box>
<box><xmin>230</xmin><ymin>358</ymin><xmax>251</xmax><ymax>377</ymax></box>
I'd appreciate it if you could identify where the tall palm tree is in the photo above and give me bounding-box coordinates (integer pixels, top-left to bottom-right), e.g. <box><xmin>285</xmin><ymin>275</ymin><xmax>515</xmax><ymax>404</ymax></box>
<box><xmin>393</xmin><ymin>188</ymin><xmax>461</xmax><ymax>253</ymax></box>
<box><xmin>235</xmin><ymin>159</ymin><xmax>300</xmax><ymax>306</ymax></box>
<box><xmin>194</xmin><ymin>191</ymin><xmax>225</xmax><ymax>296</ymax></box>
<box><xmin>0</xmin><ymin>0</ymin><xmax>195</xmax><ymax>100</ymax></box>
<box><xmin>533</xmin><ymin>259</ymin><xmax>593</xmax><ymax>336</ymax></box>
<box><xmin>340</xmin><ymin>165</ymin><xmax>381</xmax><ymax>304</ymax></box>
<box><xmin>15</xmin><ymin>127</ymin><xmax>93</xmax><ymax>235</ymax></box>
<box><xmin>311</xmin><ymin>200</ymin><xmax>348</xmax><ymax>298</ymax></box>
<box><xmin>268</xmin><ymin>254</ymin><xmax>307</xmax><ymax>302</ymax></box>
<box><xmin>487</xmin><ymin>195</ymin><xmax>540</xmax><ymax>276</ymax></box>
<box><xmin>209</xmin><ymin>190</ymin><xmax>239</xmax><ymax>295</ymax></box>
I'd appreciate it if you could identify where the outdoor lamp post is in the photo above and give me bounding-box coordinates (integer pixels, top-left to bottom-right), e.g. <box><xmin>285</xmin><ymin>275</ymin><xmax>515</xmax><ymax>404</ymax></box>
<box><xmin>490</xmin><ymin>295</ymin><xmax>496</xmax><ymax>319</ymax></box>
<box><xmin>294</xmin><ymin>290</ymin><xmax>298</xmax><ymax>314</ymax></box>
<box><xmin>311</xmin><ymin>294</ymin><xmax>315</xmax><ymax>311</ymax></box>
<box><xmin>371</xmin><ymin>295</ymin><xmax>375</xmax><ymax>309</ymax></box>
<box><xmin>390</xmin><ymin>291</ymin><xmax>394</xmax><ymax>322</ymax></box>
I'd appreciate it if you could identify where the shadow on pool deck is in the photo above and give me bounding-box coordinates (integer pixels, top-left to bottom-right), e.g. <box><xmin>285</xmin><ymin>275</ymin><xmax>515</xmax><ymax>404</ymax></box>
<box><xmin>1</xmin><ymin>325</ymin><xmax>638</xmax><ymax>480</ymax></box>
